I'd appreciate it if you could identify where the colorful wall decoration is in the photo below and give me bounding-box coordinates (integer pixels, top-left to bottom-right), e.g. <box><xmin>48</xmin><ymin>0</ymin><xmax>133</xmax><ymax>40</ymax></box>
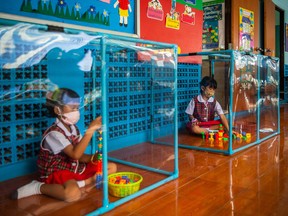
<box><xmin>0</xmin><ymin>0</ymin><xmax>205</xmax><ymax>63</ymax></box>
<box><xmin>181</xmin><ymin>5</ymin><xmax>196</xmax><ymax>25</ymax></box>
<box><xmin>0</xmin><ymin>0</ymin><xmax>136</xmax><ymax>35</ymax></box>
<box><xmin>141</xmin><ymin>0</ymin><xmax>203</xmax><ymax>63</ymax></box>
<box><xmin>202</xmin><ymin>0</ymin><xmax>225</xmax><ymax>50</ymax></box>
<box><xmin>239</xmin><ymin>7</ymin><xmax>254</xmax><ymax>51</ymax></box>
<box><xmin>147</xmin><ymin>0</ymin><xmax>164</xmax><ymax>21</ymax></box>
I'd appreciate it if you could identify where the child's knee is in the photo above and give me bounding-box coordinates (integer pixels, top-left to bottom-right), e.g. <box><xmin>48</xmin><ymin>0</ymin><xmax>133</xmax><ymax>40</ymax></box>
<box><xmin>64</xmin><ymin>188</ymin><xmax>81</xmax><ymax>202</ymax></box>
<box><xmin>63</xmin><ymin>183</ymin><xmax>82</xmax><ymax>202</ymax></box>
<box><xmin>108</xmin><ymin>162</ymin><xmax>117</xmax><ymax>174</ymax></box>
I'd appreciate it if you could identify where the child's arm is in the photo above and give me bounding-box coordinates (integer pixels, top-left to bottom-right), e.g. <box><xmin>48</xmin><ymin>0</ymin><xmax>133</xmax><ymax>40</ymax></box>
<box><xmin>80</xmin><ymin>153</ymin><xmax>97</xmax><ymax>163</ymax></box>
<box><xmin>188</xmin><ymin>114</ymin><xmax>200</xmax><ymax>126</ymax></box>
<box><xmin>188</xmin><ymin>114</ymin><xmax>194</xmax><ymax>121</ymax></box>
<box><xmin>63</xmin><ymin>116</ymin><xmax>102</xmax><ymax>160</ymax></box>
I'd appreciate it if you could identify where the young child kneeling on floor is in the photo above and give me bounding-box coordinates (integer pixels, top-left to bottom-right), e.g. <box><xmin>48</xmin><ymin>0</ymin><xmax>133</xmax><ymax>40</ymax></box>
<box><xmin>12</xmin><ymin>88</ymin><xmax>117</xmax><ymax>202</ymax></box>
<box><xmin>185</xmin><ymin>76</ymin><xmax>230</xmax><ymax>135</ymax></box>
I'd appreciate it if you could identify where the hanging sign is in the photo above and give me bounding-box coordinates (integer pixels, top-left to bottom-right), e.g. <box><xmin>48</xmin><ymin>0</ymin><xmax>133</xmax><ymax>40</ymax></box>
<box><xmin>165</xmin><ymin>1</ymin><xmax>180</xmax><ymax>30</ymax></box>
<box><xmin>147</xmin><ymin>0</ymin><xmax>164</xmax><ymax>21</ymax></box>
<box><xmin>181</xmin><ymin>5</ymin><xmax>195</xmax><ymax>25</ymax></box>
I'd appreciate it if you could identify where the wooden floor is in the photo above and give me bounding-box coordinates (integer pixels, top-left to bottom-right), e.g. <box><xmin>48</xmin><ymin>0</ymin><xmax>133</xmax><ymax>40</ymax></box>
<box><xmin>1</xmin><ymin>105</ymin><xmax>288</xmax><ymax>216</ymax></box>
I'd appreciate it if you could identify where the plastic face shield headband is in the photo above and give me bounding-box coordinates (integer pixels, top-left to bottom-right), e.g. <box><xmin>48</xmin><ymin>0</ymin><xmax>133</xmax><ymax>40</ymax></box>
<box><xmin>62</xmin><ymin>94</ymin><xmax>80</xmax><ymax>105</ymax></box>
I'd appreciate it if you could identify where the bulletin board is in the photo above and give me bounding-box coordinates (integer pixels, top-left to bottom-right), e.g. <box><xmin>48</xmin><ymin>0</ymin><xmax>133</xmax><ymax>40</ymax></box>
<box><xmin>202</xmin><ymin>0</ymin><xmax>225</xmax><ymax>50</ymax></box>
<box><xmin>140</xmin><ymin>0</ymin><xmax>203</xmax><ymax>63</ymax></box>
<box><xmin>0</xmin><ymin>0</ymin><xmax>137</xmax><ymax>36</ymax></box>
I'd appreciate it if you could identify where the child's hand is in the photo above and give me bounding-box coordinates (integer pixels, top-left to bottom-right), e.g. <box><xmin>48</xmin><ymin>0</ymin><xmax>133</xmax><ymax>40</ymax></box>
<box><xmin>90</xmin><ymin>151</ymin><xmax>99</xmax><ymax>163</ymax></box>
<box><xmin>191</xmin><ymin>118</ymin><xmax>198</xmax><ymax>126</ymax></box>
<box><xmin>87</xmin><ymin>116</ymin><xmax>102</xmax><ymax>133</ymax></box>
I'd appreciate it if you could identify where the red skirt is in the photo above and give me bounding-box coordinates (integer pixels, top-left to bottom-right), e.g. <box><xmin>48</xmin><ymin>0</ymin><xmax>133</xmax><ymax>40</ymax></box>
<box><xmin>45</xmin><ymin>162</ymin><xmax>98</xmax><ymax>184</ymax></box>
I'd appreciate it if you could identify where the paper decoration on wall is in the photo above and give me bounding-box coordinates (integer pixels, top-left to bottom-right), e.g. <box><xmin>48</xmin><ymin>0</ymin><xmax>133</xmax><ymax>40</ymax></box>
<box><xmin>165</xmin><ymin>1</ymin><xmax>180</xmax><ymax>30</ymax></box>
<box><xmin>147</xmin><ymin>0</ymin><xmax>164</xmax><ymax>21</ymax></box>
<box><xmin>202</xmin><ymin>2</ymin><xmax>223</xmax><ymax>50</ymax></box>
<box><xmin>114</xmin><ymin>0</ymin><xmax>132</xmax><ymax>27</ymax></box>
<box><xmin>181</xmin><ymin>5</ymin><xmax>195</xmax><ymax>25</ymax></box>
<box><xmin>239</xmin><ymin>7</ymin><xmax>254</xmax><ymax>51</ymax></box>
<box><xmin>202</xmin><ymin>21</ymin><xmax>219</xmax><ymax>49</ymax></box>
<box><xmin>20</xmin><ymin>0</ymin><xmax>110</xmax><ymax>26</ymax></box>
<box><xmin>100</xmin><ymin>0</ymin><xmax>111</xmax><ymax>3</ymax></box>
<box><xmin>176</xmin><ymin>0</ymin><xmax>202</xmax><ymax>11</ymax></box>
<box><xmin>177</xmin><ymin>0</ymin><xmax>196</xmax><ymax>7</ymax></box>
<box><xmin>183</xmin><ymin>0</ymin><xmax>196</xmax><ymax>5</ymax></box>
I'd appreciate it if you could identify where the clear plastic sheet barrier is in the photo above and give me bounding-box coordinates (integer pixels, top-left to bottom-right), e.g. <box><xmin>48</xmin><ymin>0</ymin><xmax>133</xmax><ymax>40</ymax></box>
<box><xmin>178</xmin><ymin>50</ymin><xmax>280</xmax><ymax>155</ymax></box>
<box><xmin>0</xmin><ymin>22</ymin><xmax>178</xmax><ymax>214</ymax></box>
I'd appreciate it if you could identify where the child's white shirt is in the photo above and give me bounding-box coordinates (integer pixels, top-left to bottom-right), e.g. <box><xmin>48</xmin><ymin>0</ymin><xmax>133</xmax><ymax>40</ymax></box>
<box><xmin>43</xmin><ymin>118</ymin><xmax>82</xmax><ymax>154</ymax></box>
<box><xmin>185</xmin><ymin>94</ymin><xmax>224</xmax><ymax>117</ymax></box>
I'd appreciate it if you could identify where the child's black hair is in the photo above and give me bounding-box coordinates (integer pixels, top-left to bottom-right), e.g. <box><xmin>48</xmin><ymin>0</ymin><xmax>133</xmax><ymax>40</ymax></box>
<box><xmin>199</xmin><ymin>76</ymin><xmax>217</xmax><ymax>93</ymax></box>
<box><xmin>45</xmin><ymin>88</ymin><xmax>80</xmax><ymax>117</ymax></box>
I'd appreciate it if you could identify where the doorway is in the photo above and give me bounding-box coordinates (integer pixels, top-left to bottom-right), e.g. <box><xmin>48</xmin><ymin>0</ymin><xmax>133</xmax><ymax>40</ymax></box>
<box><xmin>275</xmin><ymin>6</ymin><xmax>285</xmax><ymax>101</ymax></box>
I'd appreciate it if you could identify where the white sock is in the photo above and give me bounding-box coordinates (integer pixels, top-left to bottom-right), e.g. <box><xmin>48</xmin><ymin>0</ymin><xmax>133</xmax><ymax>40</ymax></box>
<box><xmin>77</xmin><ymin>180</ymin><xmax>85</xmax><ymax>188</ymax></box>
<box><xmin>15</xmin><ymin>180</ymin><xmax>44</xmax><ymax>199</ymax></box>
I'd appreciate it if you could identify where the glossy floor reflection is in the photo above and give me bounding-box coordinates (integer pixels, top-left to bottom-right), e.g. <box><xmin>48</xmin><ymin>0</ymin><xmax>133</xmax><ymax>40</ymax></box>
<box><xmin>1</xmin><ymin>105</ymin><xmax>288</xmax><ymax>216</ymax></box>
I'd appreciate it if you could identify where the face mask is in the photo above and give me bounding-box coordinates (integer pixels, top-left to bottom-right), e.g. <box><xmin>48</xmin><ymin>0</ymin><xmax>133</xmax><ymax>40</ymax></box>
<box><xmin>203</xmin><ymin>89</ymin><xmax>215</xmax><ymax>98</ymax></box>
<box><xmin>61</xmin><ymin>111</ymin><xmax>80</xmax><ymax>125</ymax></box>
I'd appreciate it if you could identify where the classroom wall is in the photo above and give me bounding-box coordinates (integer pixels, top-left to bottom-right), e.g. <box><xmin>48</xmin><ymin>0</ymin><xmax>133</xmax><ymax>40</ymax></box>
<box><xmin>0</xmin><ymin>0</ymin><xmax>286</xmax><ymax>181</ymax></box>
<box><xmin>140</xmin><ymin>0</ymin><xmax>203</xmax><ymax>63</ymax></box>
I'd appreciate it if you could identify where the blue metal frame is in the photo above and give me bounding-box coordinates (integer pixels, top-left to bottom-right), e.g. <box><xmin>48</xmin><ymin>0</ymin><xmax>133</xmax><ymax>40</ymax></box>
<box><xmin>87</xmin><ymin>35</ymin><xmax>179</xmax><ymax>215</ymax></box>
<box><xmin>178</xmin><ymin>50</ymin><xmax>280</xmax><ymax>155</ymax></box>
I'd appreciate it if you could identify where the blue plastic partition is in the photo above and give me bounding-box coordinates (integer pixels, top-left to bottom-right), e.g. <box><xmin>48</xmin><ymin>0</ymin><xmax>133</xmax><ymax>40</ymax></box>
<box><xmin>0</xmin><ymin>21</ymin><xmax>178</xmax><ymax>215</ymax></box>
<box><xmin>178</xmin><ymin>50</ymin><xmax>280</xmax><ymax>155</ymax></box>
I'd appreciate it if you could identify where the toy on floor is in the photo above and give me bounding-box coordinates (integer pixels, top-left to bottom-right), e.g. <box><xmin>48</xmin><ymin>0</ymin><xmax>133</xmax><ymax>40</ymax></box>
<box><xmin>108</xmin><ymin>172</ymin><xmax>143</xmax><ymax>197</ymax></box>
<box><xmin>109</xmin><ymin>175</ymin><xmax>140</xmax><ymax>184</ymax></box>
<box><xmin>234</xmin><ymin>131</ymin><xmax>251</xmax><ymax>143</ymax></box>
<box><xmin>202</xmin><ymin>124</ymin><xmax>252</xmax><ymax>144</ymax></box>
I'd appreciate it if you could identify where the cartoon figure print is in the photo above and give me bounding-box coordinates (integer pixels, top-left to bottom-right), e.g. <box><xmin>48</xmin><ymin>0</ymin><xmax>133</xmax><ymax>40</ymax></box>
<box><xmin>181</xmin><ymin>4</ymin><xmax>195</xmax><ymax>25</ymax></box>
<box><xmin>167</xmin><ymin>8</ymin><xmax>180</xmax><ymax>21</ymax></box>
<box><xmin>183</xmin><ymin>5</ymin><xmax>193</xmax><ymax>17</ymax></box>
<box><xmin>114</xmin><ymin>0</ymin><xmax>132</xmax><ymax>27</ymax></box>
<box><xmin>148</xmin><ymin>0</ymin><xmax>162</xmax><ymax>10</ymax></box>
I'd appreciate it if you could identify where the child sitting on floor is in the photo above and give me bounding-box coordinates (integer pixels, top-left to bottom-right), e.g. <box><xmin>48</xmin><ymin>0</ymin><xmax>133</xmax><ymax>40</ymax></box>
<box><xmin>185</xmin><ymin>76</ymin><xmax>230</xmax><ymax>135</ymax></box>
<box><xmin>12</xmin><ymin>88</ymin><xmax>117</xmax><ymax>202</ymax></box>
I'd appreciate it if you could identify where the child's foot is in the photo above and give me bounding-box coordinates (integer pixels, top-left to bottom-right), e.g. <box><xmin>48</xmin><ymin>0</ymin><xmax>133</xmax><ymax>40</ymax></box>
<box><xmin>11</xmin><ymin>180</ymin><xmax>43</xmax><ymax>199</ymax></box>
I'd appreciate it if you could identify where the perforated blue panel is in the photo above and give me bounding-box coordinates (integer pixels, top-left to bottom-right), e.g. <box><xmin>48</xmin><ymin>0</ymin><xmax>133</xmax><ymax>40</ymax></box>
<box><xmin>284</xmin><ymin>77</ymin><xmax>288</xmax><ymax>102</ymax></box>
<box><xmin>283</xmin><ymin>65</ymin><xmax>288</xmax><ymax>102</ymax></box>
<box><xmin>177</xmin><ymin>63</ymin><xmax>201</xmax><ymax>125</ymax></box>
<box><xmin>0</xmin><ymin>57</ymin><xmax>200</xmax><ymax>166</ymax></box>
<box><xmin>0</xmin><ymin>28</ymin><xmax>200</xmax><ymax>180</ymax></box>
<box><xmin>0</xmin><ymin>71</ymin><xmax>49</xmax><ymax>167</ymax></box>
<box><xmin>284</xmin><ymin>64</ymin><xmax>288</xmax><ymax>77</ymax></box>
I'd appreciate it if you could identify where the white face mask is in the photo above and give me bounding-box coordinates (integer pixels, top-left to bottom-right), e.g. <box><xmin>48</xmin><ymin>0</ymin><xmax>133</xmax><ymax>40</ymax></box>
<box><xmin>61</xmin><ymin>110</ymin><xmax>80</xmax><ymax>125</ymax></box>
<box><xmin>204</xmin><ymin>89</ymin><xmax>215</xmax><ymax>98</ymax></box>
